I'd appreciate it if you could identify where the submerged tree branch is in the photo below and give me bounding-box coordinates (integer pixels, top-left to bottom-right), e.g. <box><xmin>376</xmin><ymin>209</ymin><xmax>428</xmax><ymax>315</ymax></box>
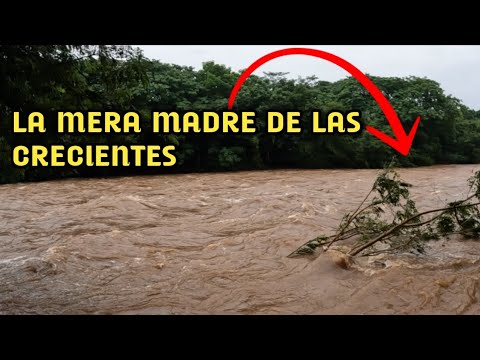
<box><xmin>349</xmin><ymin>202</ymin><xmax>480</xmax><ymax>256</ymax></box>
<box><xmin>288</xmin><ymin>163</ymin><xmax>480</xmax><ymax>260</ymax></box>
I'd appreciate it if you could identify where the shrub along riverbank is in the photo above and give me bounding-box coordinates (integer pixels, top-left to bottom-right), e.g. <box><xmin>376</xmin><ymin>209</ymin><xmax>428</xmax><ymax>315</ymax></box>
<box><xmin>1</xmin><ymin>45</ymin><xmax>479</xmax><ymax>184</ymax></box>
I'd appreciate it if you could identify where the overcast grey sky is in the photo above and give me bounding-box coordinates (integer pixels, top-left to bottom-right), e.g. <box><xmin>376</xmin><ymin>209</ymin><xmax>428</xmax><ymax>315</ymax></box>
<box><xmin>138</xmin><ymin>46</ymin><xmax>480</xmax><ymax>110</ymax></box>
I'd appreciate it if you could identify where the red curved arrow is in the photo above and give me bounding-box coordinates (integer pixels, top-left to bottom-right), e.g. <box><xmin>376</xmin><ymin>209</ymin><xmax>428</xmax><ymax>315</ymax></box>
<box><xmin>228</xmin><ymin>48</ymin><xmax>421</xmax><ymax>156</ymax></box>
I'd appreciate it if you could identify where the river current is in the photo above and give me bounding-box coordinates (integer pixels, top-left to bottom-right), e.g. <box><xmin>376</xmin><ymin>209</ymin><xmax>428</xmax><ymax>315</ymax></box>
<box><xmin>1</xmin><ymin>165</ymin><xmax>480</xmax><ymax>314</ymax></box>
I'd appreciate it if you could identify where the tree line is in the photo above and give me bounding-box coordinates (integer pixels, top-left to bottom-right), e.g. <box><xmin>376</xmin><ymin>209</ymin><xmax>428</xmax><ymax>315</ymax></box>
<box><xmin>1</xmin><ymin>45</ymin><xmax>479</xmax><ymax>184</ymax></box>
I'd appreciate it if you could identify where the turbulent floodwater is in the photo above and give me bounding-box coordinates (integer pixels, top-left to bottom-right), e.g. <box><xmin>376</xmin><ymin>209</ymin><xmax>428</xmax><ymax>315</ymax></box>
<box><xmin>1</xmin><ymin>165</ymin><xmax>480</xmax><ymax>314</ymax></box>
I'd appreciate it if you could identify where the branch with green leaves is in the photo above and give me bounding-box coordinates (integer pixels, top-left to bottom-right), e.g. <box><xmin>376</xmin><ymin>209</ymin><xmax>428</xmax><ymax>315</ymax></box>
<box><xmin>288</xmin><ymin>161</ymin><xmax>480</xmax><ymax>259</ymax></box>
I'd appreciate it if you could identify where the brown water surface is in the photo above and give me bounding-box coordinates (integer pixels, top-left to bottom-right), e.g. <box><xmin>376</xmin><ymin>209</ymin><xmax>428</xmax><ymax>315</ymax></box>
<box><xmin>1</xmin><ymin>165</ymin><xmax>480</xmax><ymax>314</ymax></box>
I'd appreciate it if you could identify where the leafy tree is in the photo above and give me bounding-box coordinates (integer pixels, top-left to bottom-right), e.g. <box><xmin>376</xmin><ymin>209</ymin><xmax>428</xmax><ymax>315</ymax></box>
<box><xmin>1</xmin><ymin>45</ymin><xmax>479</xmax><ymax>184</ymax></box>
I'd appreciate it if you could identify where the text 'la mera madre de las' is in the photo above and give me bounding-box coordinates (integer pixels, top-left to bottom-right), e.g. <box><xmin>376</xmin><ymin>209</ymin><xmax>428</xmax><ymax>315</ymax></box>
<box><xmin>11</xmin><ymin>110</ymin><xmax>362</xmax><ymax>167</ymax></box>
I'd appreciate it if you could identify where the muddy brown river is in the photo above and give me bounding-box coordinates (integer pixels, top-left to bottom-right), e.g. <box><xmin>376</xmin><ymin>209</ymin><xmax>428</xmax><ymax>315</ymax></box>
<box><xmin>1</xmin><ymin>165</ymin><xmax>480</xmax><ymax>314</ymax></box>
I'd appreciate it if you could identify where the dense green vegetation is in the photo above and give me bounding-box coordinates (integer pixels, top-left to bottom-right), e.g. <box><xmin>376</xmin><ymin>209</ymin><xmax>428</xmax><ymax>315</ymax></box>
<box><xmin>1</xmin><ymin>45</ymin><xmax>479</xmax><ymax>184</ymax></box>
